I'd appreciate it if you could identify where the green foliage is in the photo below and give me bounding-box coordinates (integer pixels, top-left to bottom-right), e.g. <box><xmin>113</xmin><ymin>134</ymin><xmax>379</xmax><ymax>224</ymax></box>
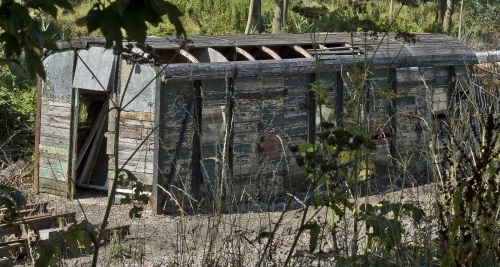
<box><xmin>148</xmin><ymin>0</ymin><xmax>253</xmax><ymax>35</ymax></box>
<box><xmin>0</xmin><ymin>184</ymin><xmax>27</xmax><ymax>224</ymax></box>
<box><xmin>290</xmin><ymin>0</ymin><xmax>439</xmax><ymax>34</ymax></box>
<box><xmin>452</xmin><ymin>0</ymin><xmax>500</xmax><ymax>49</ymax></box>
<box><xmin>77</xmin><ymin>0</ymin><xmax>185</xmax><ymax>50</ymax></box>
<box><xmin>0</xmin><ymin>0</ymin><xmax>72</xmax><ymax>79</ymax></box>
<box><xmin>0</xmin><ymin>65</ymin><xmax>36</xmax><ymax>154</ymax></box>
<box><xmin>116</xmin><ymin>168</ymin><xmax>150</xmax><ymax>218</ymax></box>
<box><xmin>360</xmin><ymin>201</ymin><xmax>424</xmax><ymax>252</ymax></box>
<box><xmin>35</xmin><ymin>221</ymin><xmax>97</xmax><ymax>267</ymax></box>
<box><xmin>437</xmin><ymin>67</ymin><xmax>500</xmax><ymax>265</ymax></box>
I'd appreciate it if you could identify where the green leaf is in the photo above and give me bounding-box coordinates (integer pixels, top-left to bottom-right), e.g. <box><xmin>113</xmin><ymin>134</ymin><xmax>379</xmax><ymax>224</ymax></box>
<box><xmin>0</xmin><ymin>33</ymin><xmax>21</xmax><ymax>57</ymax></box>
<box><xmin>120</xmin><ymin>196</ymin><xmax>132</xmax><ymax>204</ymax></box>
<box><xmin>27</xmin><ymin>0</ymin><xmax>58</xmax><ymax>18</ymax></box>
<box><xmin>67</xmin><ymin>234</ymin><xmax>80</xmax><ymax>256</ymax></box>
<box><xmin>118</xmin><ymin>168</ymin><xmax>138</xmax><ymax>182</ymax></box>
<box><xmin>298</xmin><ymin>142</ymin><xmax>313</xmax><ymax>151</ymax></box>
<box><xmin>9</xmin><ymin>190</ymin><xmax>27</xmax><ymax>208</ymax></box>
<box><xmin>451</xmin><ymin>217</ymin><xmax>466</xmax><ymax>238</ymax></box>
<box><xmin>123</xmin><ymin>14</ymin><xmax>148</xmax><ymax>43</ymax></box>
<box><xmin>43</xmin><ymin>38</ymin><xmax>59</xmax><ymax>51</ymax></box>
<box><xmin>331</xmin><ymin>203</ymin><xmax>345</xmax><ymax>217</ymax></box>
<box><xmin>129</xmin><ymin>205</ymin><xmax>143</xmax><ymax>218</ymax></box>
<box><xmin>35</xmin><ymin>244</ymin><xmax>57</xmax><ymax>267</ymax></box>
<box><xmin>309</xmin><ymin>223</ymin><xmax>320</xmax><ymax>253</ymax></box>
<box><xmin>158</xmin><ymin>1</ymin><xmax>186</xmax><ymax>36</ymax></box>
<box><xmin>25</xmin><ymin>48</ymin><xmax>46</xmax><ymax>80</ymax></box>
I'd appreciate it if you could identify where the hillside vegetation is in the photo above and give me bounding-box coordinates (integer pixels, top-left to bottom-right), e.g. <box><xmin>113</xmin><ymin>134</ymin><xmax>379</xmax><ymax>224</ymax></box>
<box><xmin>0</xmin><ymin>0</ymin><xmax>499</xmax><ymax>266</ymax></box>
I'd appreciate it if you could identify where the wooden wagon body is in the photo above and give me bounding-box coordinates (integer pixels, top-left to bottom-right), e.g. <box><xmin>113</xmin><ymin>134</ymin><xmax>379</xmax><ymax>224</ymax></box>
<box><xmin>34</xmin><ymin>33</ymin><xmax>477</xmax><ymax>214</ymax></box>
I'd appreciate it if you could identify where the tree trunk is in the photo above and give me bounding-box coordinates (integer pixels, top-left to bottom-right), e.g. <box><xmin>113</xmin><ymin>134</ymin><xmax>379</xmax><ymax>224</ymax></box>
<box><xmin>272</xmin><ymin>0</ymin><xmax>284</xmax><ymax>33</ymax></box>
<box><xmin>282</xmin><ymin>0</ymin><xmax>288</xmax><ymax>27</ymax></box>
<box><xmin>442</xmin><ymin>0</ymin><xmax>454</xmax><ymax>33</ymax></box>
<box><xmin>245</xmin><ymin>0</ymin><xmax>262</xmax><ymax>34</ymax></box>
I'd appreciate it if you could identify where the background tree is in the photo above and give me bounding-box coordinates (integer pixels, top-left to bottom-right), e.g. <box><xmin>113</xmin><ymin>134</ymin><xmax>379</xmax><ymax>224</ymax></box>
<box><xmin>272</xmin><ymin>0</ymin><xmax>288</xmax><ymax>32</ymax></box>
<box><xmin>245</xmin><ymin>0</ymin><xmax>262</xmax><ymax>34</ymax></box>
<box><xmin>443</xmin><ymin>0</ymin><xmax>454</xmax><ymax>32</ymax></box>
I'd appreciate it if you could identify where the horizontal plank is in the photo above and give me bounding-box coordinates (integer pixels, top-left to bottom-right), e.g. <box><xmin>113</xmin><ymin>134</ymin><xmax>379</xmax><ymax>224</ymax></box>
<box><xmin>39</xmin><ymin>177</ymin><xmax>68</xmax><ymax>191</ymax></box>
<box><xmin>38</xmin><ymin>145</ymin><xmax>70</xmax><ymax>157</ymax></box>
<box><xmin>40</xmin><ymin>126</ymin><xmax>71</xmax><ymax>140</ymax></box>
<box><xmin>39</xmin><ymin>167</ymin><xmax>68</xmax><ymax>181</ymax></box>
<box><xmin>109</xmin><ymin>158</ymin><xmax>154</xmax><ymax>173</ymax></box>
<box><xmin>40</xmin><ymin>114</ymin><xmax>72</xmax><ymax>129</ymax></box>
<box><xmin>40</xmin><ymin>136</ymin><xmax>71</xmax><ymax>148</ymax></box>
<box><xmin>0</xmin><ymin>202</ymin><xmax>48</xmax><ymax>214</ymax></box>
<box><xmin>0</xmin><ymin>212</ymin><xmax>76</xmax><ymax>236</ymax></box>
<box><xmin>119</xmin><ymin>118</ymin><xmax>156</xmax><ymax>128</ymax></box>
<box><xmin>120</xmin><ymin>112</ymin><xmax>155</xmax><ymax>123</ymax></box>
<box><xmin>38</xmin><ymin>152</ymin><xmax>68</xmax><ymax>162</ymax></box>
<box><xmin>39</xmin><ymin>158</ymin><xmax>69</xmax><ymax>173</ymax></box>
<box><xmin>41</xmin><ymin>100</ymin><xmax>72</xmax><ymax>108</ymax></box>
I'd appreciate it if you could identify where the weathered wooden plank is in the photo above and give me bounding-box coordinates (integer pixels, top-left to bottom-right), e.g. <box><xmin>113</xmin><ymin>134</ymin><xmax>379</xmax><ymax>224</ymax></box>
<box><xmin>120</xmin><ymin>111</ymin><xmax>155</xmax><ymax>122</ymax></box>
<box><xmin>233</xmin><ymin>133</ymin><xmax>260</xmax><ymax>144</ymax></box>
<box><xmin>41</xmin><ymin>100</ymin><xmax>72</xmax><ymax>108</ymax></box>
<box><xmin>111</xmin><ymin>161</ymin><xmax>154</xmax><ymax>174</ymax></box>
<box><xmin>233</xmin><ymin>121</ymin><xmax>260</xmax><ymax>133</ymax></box>
<box><xmin>38</xmin><ymin>152</ymin><xmax>68</xmax><ymax>163</ymax></box>
<box><xmin>40</xmin><ymin>105</ymin><xmax>72</xmax><ymax>118</ymax></box>
<box><xmin>40</xmin><ymin>126</ymin><xmax>71</xmax><ymax>140</ymax></box>
<box><xmin>39</xmin><ymin>167</ymin><xmax>68</xmax><ymax>180</ymax></box>
<box><xmin>284</xmin><ymin>126</ymin><xmax>308</xmax><ymax>136</ymax></box>
<box><xmin>40</xmin><ymin>114</ymin><xmax>71</xmax><ymax>129</ymax></box>
<box><xmin>119</xmin><ymin>117</ymin><xmax>155</xmax><ymax>128</ymax></box>
<box><xmin>39</xmin><ymin>136</ymin><xmax>71</xmax><ymax>149</ymax></box>
<box><xmin>110</xmin><ymin>156</ymin><xmax>154</xmax><ymax>167</ymax></box>
<box><xmin>0</xmin><ymin>212</ymin><xmax>76</xmax><ymax>236</ymax></box>
<box><xmin>115</xmin><ymin>149</ymin><xmax>155</xmax><ymax>161</ymax></box>
<box><xmin>39</xmin><ymin>177</ymin><xmax>67</xmax><ymax>191</ymax></box>
<box><xmin>38</xmin><ymin>144</ymin><xmax>69</xmax><ymax>157</ymax></box>
<box><xmin>114</xmin><ymin>137</ymin><xmax>154</xmax><ymax>147</ymax></box>
<box><xmin>39</xmin><ymin>158</ymin><xmax>69</xmax><ymax>173</ymax></box>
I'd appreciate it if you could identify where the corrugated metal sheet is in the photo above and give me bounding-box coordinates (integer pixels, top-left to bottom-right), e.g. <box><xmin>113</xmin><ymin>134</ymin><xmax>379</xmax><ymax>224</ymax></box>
<box><xmin>42</xmin><ymin>50</ymin><xmax>75</xmax><ymax>101</ymax></box>
<box><xmin>120</xmin><ymin>61</ymin><xmax>157</xmax><ymax>112</ymax></box>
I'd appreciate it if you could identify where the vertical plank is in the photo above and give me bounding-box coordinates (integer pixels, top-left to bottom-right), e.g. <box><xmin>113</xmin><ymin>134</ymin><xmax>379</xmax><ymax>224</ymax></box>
<box><xmin>68</xmin><ymin>88</ymin><xmax>79</xmax><ymax>199</ymax></box>
<box><xmin>34</xmin><ymin>77</ymin><xmax>42</xmax><ymax>192</ymax></box>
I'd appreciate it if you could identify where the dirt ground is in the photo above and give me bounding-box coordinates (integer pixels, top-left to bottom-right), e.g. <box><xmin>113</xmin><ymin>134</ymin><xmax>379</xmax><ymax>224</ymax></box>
<box><xmin>13</xmin><ymin>183</ymin><xmax>437</xmax><ymax>266</ymax></box>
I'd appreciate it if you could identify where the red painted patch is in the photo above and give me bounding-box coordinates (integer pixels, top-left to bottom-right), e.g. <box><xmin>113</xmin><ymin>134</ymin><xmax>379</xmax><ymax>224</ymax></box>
<box><xmin>262</xmin><ymin>133</ymin><xmax>282</xmax><ymax>161</ymax></box>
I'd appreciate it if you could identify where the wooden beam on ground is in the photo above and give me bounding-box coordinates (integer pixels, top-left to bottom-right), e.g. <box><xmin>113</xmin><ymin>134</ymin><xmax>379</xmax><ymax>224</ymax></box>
<box><xmin>0</xmin><ymin>212</ymin><xmax>76</xmax><ymax>236</ymax></box>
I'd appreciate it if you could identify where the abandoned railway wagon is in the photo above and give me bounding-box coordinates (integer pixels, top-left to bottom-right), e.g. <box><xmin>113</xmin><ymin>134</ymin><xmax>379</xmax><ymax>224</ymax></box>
<box><xmin>34</xmin><ymin>33</ymin><xmax>478</xmax><ymax>214</ymax></box>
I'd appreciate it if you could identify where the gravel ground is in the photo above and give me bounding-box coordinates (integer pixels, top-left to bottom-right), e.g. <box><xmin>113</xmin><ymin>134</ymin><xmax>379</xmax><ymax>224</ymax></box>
<box><xmin>10</xmin><ymin>183</ymin><xmax>438</xmax><ymax>266</ymax></box>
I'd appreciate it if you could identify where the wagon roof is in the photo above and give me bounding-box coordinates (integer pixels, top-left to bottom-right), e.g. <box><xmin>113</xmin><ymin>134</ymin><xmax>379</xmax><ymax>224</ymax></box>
<box><xmin>56</xmin><ymin>33</ymin><xmax>477</xmax><ymax>80</ymax></box>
